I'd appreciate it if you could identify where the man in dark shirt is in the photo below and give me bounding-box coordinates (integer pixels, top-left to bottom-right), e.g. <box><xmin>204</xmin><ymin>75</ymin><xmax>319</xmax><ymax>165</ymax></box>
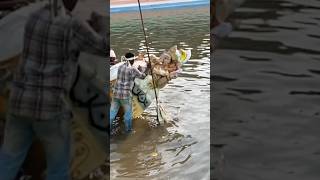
<box><xmin>110</xmin><ymin>52</ymin><xmax>149</xmax><ymax>134</ymax></box>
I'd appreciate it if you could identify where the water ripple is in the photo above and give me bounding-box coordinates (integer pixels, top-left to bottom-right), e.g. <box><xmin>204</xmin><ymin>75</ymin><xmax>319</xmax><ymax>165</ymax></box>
<box><xmin>214</xmin><ymin>0</ymin><xmax>320</xmax><ymax>179</ymax></box>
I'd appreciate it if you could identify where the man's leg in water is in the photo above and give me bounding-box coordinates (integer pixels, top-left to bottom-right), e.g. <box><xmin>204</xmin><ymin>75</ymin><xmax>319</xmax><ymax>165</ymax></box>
<box><xmin>110</xmin><ymin>98</ymin><xmax>121</xmax><ymax>132</ymax></box>
<box><xmin>121</xmin><ymin>98</ymin><xmax>133</xmax><ymax>132</ymax></box>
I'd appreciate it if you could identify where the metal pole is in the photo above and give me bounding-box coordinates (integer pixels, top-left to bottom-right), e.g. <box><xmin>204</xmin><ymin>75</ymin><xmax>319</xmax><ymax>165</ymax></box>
<box><xmin>137</xmin><ymin>0</ymin><xmax>161</xmax><ymax>125</ymax></box>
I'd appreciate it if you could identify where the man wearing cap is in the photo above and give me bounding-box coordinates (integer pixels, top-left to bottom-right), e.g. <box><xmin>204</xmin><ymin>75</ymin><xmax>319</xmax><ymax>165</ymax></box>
<box><xmin>110</xmin><ymin>52</ymin><xmax>150</xmax><ymax>134</ymax></box>
<box><xmin>0</xmin><ymin>0</ymin><xmax>107</xmax><ymax>179</ymax></box>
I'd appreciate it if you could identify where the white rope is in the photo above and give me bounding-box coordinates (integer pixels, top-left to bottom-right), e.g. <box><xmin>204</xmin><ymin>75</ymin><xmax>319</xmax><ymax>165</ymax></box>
<box><xmin>121</xmin><ymin>56</ymin><xmax>137</xmax><ymax>62</ymax></box>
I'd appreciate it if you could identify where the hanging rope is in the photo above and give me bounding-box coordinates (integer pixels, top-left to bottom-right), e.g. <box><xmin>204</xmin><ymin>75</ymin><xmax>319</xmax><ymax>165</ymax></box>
<box><xmin>53</xmin><ymin>0</ymin><xmax>58</xmax><ymax>16</ymax></box>
<box><xmin>137</xmin><ymin>0</ymin><xmax>161</xmax><ymax>125</ymax></box>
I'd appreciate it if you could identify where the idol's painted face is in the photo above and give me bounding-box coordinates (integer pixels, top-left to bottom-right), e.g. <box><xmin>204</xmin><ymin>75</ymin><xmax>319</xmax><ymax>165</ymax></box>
<box><xmin>160</xmin><ymin>54</ymin><xmax>171</xmax><ymax>65</ymax></box>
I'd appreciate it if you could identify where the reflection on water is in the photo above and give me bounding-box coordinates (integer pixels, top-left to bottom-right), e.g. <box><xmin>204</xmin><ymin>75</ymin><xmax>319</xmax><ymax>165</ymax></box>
<box><xmin>214</xmin><ymin>0</ymin><xmax>320</xmax><ymax>179</ymax></box>
<box><xmin>111</xmin><ymin>6</ymin><xmax>210</xmax><ymax>180</ymax></box>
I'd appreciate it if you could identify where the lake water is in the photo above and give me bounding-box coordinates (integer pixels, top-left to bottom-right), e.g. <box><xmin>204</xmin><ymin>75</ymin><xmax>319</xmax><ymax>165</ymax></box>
<box><xmin>110</xmin><ymin>6</ymin><xmax>210</xmax><ymax>180</ymax></box>
<box><xmin>213</xmin><ymin>0</ymin><xmax>320</xmax><ymax>179</ymax></box>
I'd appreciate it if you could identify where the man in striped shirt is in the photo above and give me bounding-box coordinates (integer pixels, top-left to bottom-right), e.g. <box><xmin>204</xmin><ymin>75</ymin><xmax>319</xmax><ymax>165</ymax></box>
<box><xmin>110</xmin><ymin>52</ymin><xmax>150</xmax><ymax>134</ymax></box>
<box><xmin>0</xmin><ymin>0</ymin><xmax>107</xmax><ymax>179</ymax></box>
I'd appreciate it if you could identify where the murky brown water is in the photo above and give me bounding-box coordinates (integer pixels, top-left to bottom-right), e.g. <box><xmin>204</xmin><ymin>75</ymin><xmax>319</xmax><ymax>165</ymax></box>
<box><xmin>111</xmin><ymin>6</ymin><xmax>210</xmax><ymax>180</ymax></box>
<box><xmin>214</xmin><ymin>0</ymin><xmax>320</xmax><ymax>179</ymax></box>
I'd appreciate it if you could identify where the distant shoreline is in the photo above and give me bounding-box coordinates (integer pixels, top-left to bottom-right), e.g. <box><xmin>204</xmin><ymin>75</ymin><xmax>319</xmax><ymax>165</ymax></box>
<box><xmin>111</xmin><ymin>0</ymin><xmax>168</xmax><ymax>6</ymax></box>
<box><xmin>110</xmin><ymin>0</ymin><xmax>209</xmax><ymax>13</ymax></box>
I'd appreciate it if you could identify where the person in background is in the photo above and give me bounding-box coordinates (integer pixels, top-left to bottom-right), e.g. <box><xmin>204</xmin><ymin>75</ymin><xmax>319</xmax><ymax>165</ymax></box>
<box><xmin>137</xmin><ymin>51</ymin><xmax>145</xmax><ymax>61</ymax></box>
<box><xmin>133</xmin><ymin>51</ymin><xmax>148</xmax><ymax>72</ymax></box>
<box><xmin>110</xmin><ymin>52</ymin><xmax>150</xmax><ymax>134</ymax></box>
<box><xmin>110</xmin><ymin>49</ymin><xmax>117</xmax><ymax>65</ymax></box>
<box><xmin>0</xmin><ymin>0</ymin><xmax>108</xmax><ymax>179</ymax></box>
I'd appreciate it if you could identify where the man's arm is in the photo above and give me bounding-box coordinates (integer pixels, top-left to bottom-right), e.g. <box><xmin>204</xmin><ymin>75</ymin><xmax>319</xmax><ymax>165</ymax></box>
<box><xmin>71</xmin><ymin>18</ymin><xmax>108</xmax><ymax>57</ymax></box>
<box><xmin>132</xmin><ymin>67</ymin><xmax>147</xmax><ymax>79</ymax></box>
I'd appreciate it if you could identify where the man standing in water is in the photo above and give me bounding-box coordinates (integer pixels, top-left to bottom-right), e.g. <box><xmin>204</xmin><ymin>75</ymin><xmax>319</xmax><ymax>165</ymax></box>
<box><xmin>110</xmin><ymin>52</ymin><xmax>150</xmax><ymax>134</ymax></box>
<box><xmin>0</xmin><ymin>0</ymin><xmax>107</xmax><ymax>179</ymax></box>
